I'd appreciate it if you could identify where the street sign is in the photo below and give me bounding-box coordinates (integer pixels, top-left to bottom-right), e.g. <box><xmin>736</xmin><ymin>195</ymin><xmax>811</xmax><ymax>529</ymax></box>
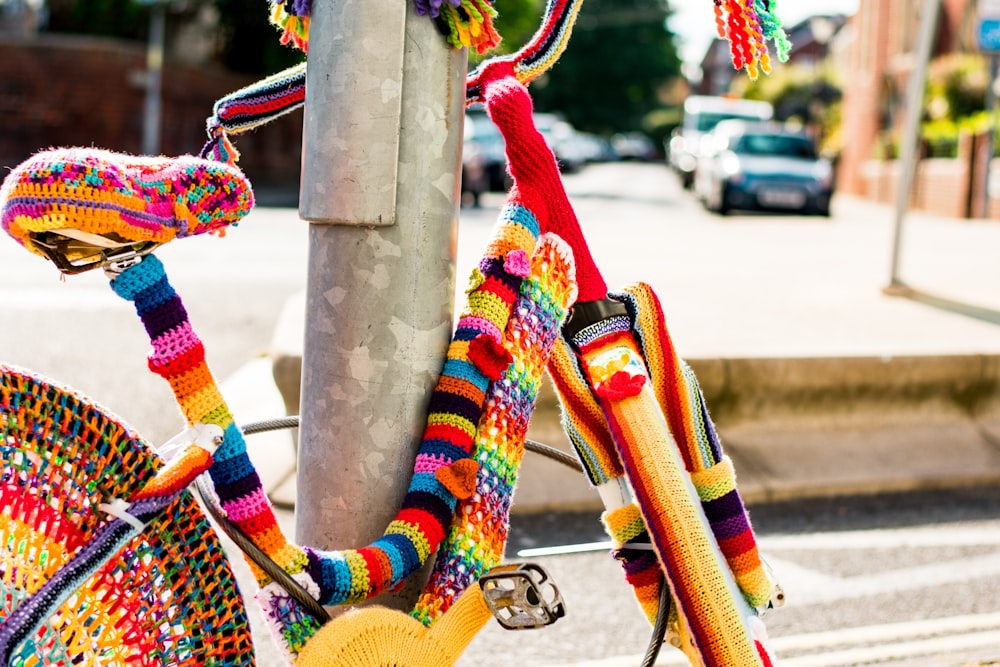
<box><xmin>979</xmin><ymin>0</ymin><xmax>1000</xmax><ymax>51</ymax></box>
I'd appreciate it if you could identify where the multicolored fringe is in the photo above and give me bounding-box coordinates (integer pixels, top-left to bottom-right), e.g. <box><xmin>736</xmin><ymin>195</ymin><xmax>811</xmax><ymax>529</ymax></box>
<box><xmin>268</xmin><ymin>0</ymin><xmax>311</xmax><ymax>52</ymax></box>
<box><xmin>201</xmin><ymin>63</ymin><xmax>307</xmax><ymax>165</ymax></box>
<box><xmin>420</xmin><ymin>0</ymin><xmax>502</xmax><ymax>54</ymax></box>
<box><xmin>567</xmin><ymin>319</ymin><xmax>773</xmax><ymax>666</ymax></box>
<box><xmin>616</xmin><ymin>283</ymin><xmax>772</xmax><ymax>609</ymax></box>
<box><xmin>412</xmin><ymin>233</ymin><xmax>577</xmax><ymax>626</ymax></box>
<box><xmin>0</xmin><ymin>148</ymin><xmax>253</xmax><ymax>260</ymax></box>
<box><xmin>466</xmin><ymin>0</ymin><xmax>584</xmax><ymax>104</ymax></box>
<box><xmin>713</xmin><ymin>0</ymin><xmax>790</xmax><ymax>78</ymax></box>
<box><xmin>267</xmin><ymin>0</ymin><xmax>500</xmax><ymax>55</ymax></box>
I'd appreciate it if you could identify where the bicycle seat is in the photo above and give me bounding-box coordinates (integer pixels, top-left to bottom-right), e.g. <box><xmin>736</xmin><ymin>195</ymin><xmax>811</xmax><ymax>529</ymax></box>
<box><xmin>0</xmin><ymin>147</ymin><xmax>253</xmax><ymax>273</ymax></box>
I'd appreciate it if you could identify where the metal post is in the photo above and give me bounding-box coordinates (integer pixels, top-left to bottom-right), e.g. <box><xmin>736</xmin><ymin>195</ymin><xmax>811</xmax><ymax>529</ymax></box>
<box><xmin>295</xmin><ymin>0</ymin><xmax>467</xmax><ymax>611</ymax></box>
<box><xmin>980</xmin><ymin>53</ymin><xmax>1000</xmax><ymax>218</ymax></box>
<box><xmin>886</xmin><ymin>0</ymin><xmax>940</xmax><ymax>292</ymax></box>
<box><xmin>142</xmin><ymin>2</ymin><xmax>165</xmax><ymax>156</ymax></box>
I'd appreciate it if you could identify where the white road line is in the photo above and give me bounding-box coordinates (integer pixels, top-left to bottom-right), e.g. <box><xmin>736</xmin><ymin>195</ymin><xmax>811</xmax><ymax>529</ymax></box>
<box><xmin>781</xmin><ymin>630</ymin><xmax>1000</xmax><ymax>667</ymax></box>
<box><xmin>768</xmin><ymin>551</ymin><xmax>1000</xmax><ymax>606</ymax></box>
<box><xmin>760</xmin><ymin>526</ymin><xmax>1000</xmax><ymax>550</ymax></box>
<box><xmin>535</xmin><ymin>613</ymin><xmax>1000</xmax><ymax>666</ymax></box>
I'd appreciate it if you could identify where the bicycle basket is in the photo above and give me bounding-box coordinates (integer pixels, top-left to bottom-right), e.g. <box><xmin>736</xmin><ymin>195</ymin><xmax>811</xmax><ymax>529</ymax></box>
<box><xmin>0</xmin><ymin>364</ymin><xmax>255</xmax><ymax>666</ymax></box>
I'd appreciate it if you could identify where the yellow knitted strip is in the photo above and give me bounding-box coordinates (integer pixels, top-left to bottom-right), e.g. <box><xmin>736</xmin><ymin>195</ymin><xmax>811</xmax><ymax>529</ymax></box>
<box><xmin>690</xmin><ymin>456</ymin><xmax>737</xmax><ymax>503</ymax></box>
<box><xmin>610</xmin><ymin>385</ymin><xmax>763</xmax><ymax>665</ymax></box>
<box><xmin>602</xmin><ymin>504</ymin><xmax>645</xmax><ymax>546</ymax></box>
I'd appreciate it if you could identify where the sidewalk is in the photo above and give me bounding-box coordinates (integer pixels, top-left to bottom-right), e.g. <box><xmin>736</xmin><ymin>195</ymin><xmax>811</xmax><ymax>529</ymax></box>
<box><xmin>242</xmin><ymin>185</ymin><xmax>1000</xmax><ymax>513</ymax></box>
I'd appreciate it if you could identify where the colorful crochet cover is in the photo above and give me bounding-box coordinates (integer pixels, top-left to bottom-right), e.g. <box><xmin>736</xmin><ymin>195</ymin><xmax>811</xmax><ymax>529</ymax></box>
<box><xmin>0</xmin><ymin>147</ymin><xmax>253</xmax><ymax>262</ymax></box>
<box><xmin>0</xmin><ymin>365</ymin><xmax>255</xmax><ymax>666</ymax></box>
<box><xmin>413</xmin><ymin>232</ymin><xmax>577</xmax><ymax>625</ymax></box>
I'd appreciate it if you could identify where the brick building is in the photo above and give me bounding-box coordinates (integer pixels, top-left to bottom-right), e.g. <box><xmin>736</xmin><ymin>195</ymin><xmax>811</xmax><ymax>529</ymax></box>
<box><xmin>838</xmin><ymin>0</ymin><xmax>978</xmax><ymax>195</ymax></box>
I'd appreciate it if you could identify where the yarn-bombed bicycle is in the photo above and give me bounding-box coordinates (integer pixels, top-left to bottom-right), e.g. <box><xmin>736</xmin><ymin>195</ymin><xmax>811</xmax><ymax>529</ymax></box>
<box><xmin>0</xmin><ymin>0</ymin><xmax>788</xmax><ymax>665</ymax></box>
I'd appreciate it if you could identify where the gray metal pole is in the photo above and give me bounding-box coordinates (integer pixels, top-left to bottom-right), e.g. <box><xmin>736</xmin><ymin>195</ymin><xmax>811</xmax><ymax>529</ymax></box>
<box><xmin>981</xmin><ymin>53</ymin><xmax>999</xmax><ymax>218</ymax></box>
<box><xmin>886</xmin><ymin>0</ymin><xmax>940</xmax><ymax>291</ymax></box>
<box><xmin>295</xmin><ymin>0</ymin><xmax>467</xmax><ymax>611</ymax></box>
<box><xmin>142</xmin><ymin>2</ymin><xmax>165</xmax><ymax>156</ymax></box>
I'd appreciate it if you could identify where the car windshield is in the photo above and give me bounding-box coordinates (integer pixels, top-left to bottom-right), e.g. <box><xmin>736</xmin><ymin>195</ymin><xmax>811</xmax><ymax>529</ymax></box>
<box><xmin>695</xmin><ymin>112</ymin><xmax>767</xmax><ymax>133</ymax></box>
<box><xmin>732</xmin><ymin>134</ymin><xmax>817</xmax><ymax>159</ymax></box>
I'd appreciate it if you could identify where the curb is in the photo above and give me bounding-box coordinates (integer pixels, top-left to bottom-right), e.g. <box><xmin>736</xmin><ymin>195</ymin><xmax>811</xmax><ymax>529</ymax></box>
<box><xmin>267</xmin><ymin>334</ymin><xmax>1000</xmax><ymax>511</ymax></box>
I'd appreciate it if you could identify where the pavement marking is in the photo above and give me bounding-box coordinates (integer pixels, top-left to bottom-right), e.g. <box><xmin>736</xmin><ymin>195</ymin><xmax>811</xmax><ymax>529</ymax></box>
<box><xmin>535</xmin><ymin>613</ymin><xmax>1000</xmax><ymax>666</ymax></box>
<box><xmin>760</xmin><ymin>525</ymin><xmax>1000</xmax><ymax>550</ymax></box>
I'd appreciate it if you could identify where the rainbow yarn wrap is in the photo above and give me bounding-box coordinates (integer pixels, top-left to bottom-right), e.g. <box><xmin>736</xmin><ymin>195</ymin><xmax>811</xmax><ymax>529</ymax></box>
<box><xmin>567</xmin><ymin>318</ymin><xmax>775</xmax><ymax>666</ymax></box>
<box><xmin>103</xmin><ymin>200</ymin><xmax>540</xmax><ymax>659</ymax></box>
<box><xmin>713</xmin><ymin>0</ymin><xmax>791</xmax><ymax>78</ymax></box>
<box><xmin>413</xmin><ymin>232</ymin><xmax>577</xmax><ymax>625</ymax></box>
<box><xmin>465</xmin><ymin>0</ymin><xmax>584</xmax><ymax>105</ymax></box>
<box><xmin>0</xmin><ymin>148</ymin><xmax>253</xmax><ymax>260</ymax></box>
<box><xmin>615</xmin><ymin>283</ymin><xmax>773</xmax><ymax>609</ymax></box>
<box><xmin>202</xmin><ymin>63</ymin><xmax>307</xmax><ymax>165</ymax></box>
<box><xmin>268</xmin><ymin>0</ymin><xmax>311</xmax><ymax>52</ymax></box>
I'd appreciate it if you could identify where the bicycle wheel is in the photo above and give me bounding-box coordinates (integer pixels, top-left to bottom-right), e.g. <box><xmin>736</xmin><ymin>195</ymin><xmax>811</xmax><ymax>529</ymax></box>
<box><xmin>0</xmin><ymin>364</ymin><xmax>255</xmax><ymax>666</ymax></box>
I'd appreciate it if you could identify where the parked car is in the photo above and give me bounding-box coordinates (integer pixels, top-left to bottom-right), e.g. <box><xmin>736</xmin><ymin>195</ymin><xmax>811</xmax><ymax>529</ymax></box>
<box><xmin>693</xmin><ymin>120</ymin><xmax>833</xmax><ymax>216</ymax></box>
<box><xmin>611</xmin><ymin>132</ymin><xmax>657</xmax><ymax>161</ymax></box>
<box><xmin>668</xmin><ymin>95</ymin><xmax>774</xmax><ymax>189</ymax></box>
<box><xmin>462</xmin><ymin>111</ymin><xmax>509</xmax><ymax>205</ymax></box>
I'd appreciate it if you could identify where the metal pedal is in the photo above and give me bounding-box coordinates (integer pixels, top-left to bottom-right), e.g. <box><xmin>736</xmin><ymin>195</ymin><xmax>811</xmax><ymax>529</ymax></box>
<box><xmin>479</xmin><ymin>562</ymin><xmax>566</xmax><ymax>630</ymax></box>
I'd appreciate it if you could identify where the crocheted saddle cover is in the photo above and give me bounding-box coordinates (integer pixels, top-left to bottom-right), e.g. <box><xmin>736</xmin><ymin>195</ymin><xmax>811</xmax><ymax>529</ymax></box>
<box><xmin>0</xmin><ymin>365</ymin><xmax>255</xmax><ymax>666</ymax></box>
<box><xmin>0</xmin><ymin>147</ymin><xmax>253</xmax><ymax>271</ymax></box>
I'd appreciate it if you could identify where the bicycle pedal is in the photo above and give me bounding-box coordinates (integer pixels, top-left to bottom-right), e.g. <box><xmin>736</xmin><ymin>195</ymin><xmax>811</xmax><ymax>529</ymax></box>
<box><xmin>479</xmin><ymin>562</ymin><xmax>565</xmax><ymax>630</ymax></box>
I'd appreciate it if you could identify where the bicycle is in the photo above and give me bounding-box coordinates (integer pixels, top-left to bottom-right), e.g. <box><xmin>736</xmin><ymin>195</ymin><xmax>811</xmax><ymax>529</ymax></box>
<box><xmin>0</xmin><ymin>0</ymin><xmax>789</xmax><ymax>665</ymax></box>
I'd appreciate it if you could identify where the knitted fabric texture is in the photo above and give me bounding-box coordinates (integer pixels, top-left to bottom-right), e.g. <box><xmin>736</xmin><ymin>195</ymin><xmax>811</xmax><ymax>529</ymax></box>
<box><xmin>713</xmin><ymin>0</ymin><xmax>791</xmax><ymax>78</ymax></box>
<box><xmin>465</xmin><ymin>0</ymin><xmax>583</xmax><ymax>104</ymax></box>
<box><xmin>0</xmin><ymin>148</ymin><xmax>254</xmax><ymax>260</ymax></box>
<box><xmin>568</xmin><ymin>318</ymin><xmax>773</xmax><ymax>667</ymax></box>
<box><xmin>106</xmin><ymin>200</ymin><xmax>540</xmax><ymax>658</ymax></box>
<box><xmin>615</xmin><ymin>283</ymin><xmax>773</xmax><ymax>609</ymax></box>
<box><xmin>202</xmin><ymin>63</ymin><xmax>307</xmax><ymax>165</ymax></box>
<box><xmin>412</xmin><ymin>233</ymin><xmax>577</xmax><ymax>626</ymax></box>
<box><xmin>0</xmin><ymin>364</ymin><xmax>254</xmax><ymax>666</ymax></box>
<box><xmin>297</xmin><ymin>582</ymin><xmax>492</xmax><ymax>667</ymax></box>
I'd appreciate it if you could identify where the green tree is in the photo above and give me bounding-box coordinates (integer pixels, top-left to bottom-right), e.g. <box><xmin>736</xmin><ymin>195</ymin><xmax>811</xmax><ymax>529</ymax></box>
<box><xmin>528</xmin><ymin>0</ymin><xmax>681</xmax><ymax>136</ymax></box>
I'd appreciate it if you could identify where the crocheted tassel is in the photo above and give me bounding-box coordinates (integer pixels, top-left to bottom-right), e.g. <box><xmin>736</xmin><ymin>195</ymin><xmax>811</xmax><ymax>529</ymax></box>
<box><xmin>269</xmin><ymin>0</ymin><xmax>311</xmax><ymax>52</ymax></box>
<box><xmin>412</xmin><ymin>233</ymin><xmax>577</xmax><ymax>626</ymax></box>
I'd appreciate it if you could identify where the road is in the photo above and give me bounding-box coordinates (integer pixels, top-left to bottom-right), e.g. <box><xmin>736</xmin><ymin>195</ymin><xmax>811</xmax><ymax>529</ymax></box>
<box><xmin>2</xmin><ymin>161</ymin><xmax>999</xmax><ymax>665</ymax></box>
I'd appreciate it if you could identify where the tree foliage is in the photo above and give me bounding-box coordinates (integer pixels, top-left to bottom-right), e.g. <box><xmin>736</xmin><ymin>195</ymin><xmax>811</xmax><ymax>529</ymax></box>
<box><xmin>527</xmin><ymin>0</ymin><xmax>681</xmax><ymax>136</ymax></box>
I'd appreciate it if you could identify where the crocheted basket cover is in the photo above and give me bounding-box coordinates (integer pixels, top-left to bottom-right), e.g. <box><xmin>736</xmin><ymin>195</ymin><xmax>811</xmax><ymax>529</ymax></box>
<box><xmin>0</xmin><ymin>364</ymin><xmax>255</xmax><ymax>666</ymax></box>
<box><xmin>0</xmin><ymin>147</ymin><xmax>253</xmax><ymax>263</ymax></box>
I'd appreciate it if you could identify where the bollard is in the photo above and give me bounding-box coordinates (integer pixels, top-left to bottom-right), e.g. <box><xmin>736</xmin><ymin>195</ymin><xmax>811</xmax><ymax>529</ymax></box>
<box><xmin>295</xmin><ymin>0</ymin><xmax>467</xmax><ymax>611</ymax></box>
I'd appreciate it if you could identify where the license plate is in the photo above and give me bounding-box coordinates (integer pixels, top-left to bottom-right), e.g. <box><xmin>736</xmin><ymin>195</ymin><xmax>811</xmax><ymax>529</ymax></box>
<box><xmin>758</xmin><ymin>188</ymin><xmax>806</xmax><ymax>208</ymax></box>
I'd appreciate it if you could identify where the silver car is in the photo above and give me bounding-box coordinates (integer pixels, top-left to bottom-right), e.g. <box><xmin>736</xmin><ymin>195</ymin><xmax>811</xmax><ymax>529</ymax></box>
<box><xmin>694</xmin><ymin>121</ymin><xmax>834</xmax><ymax>216</ymax></box>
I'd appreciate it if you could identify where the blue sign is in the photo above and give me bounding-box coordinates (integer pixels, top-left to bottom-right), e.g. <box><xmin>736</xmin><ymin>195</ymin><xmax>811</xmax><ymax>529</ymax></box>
<box><xmin>980</xmin><ymin>18</ymin><xmax>1000</xmax><ymax>51</ymax></box>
